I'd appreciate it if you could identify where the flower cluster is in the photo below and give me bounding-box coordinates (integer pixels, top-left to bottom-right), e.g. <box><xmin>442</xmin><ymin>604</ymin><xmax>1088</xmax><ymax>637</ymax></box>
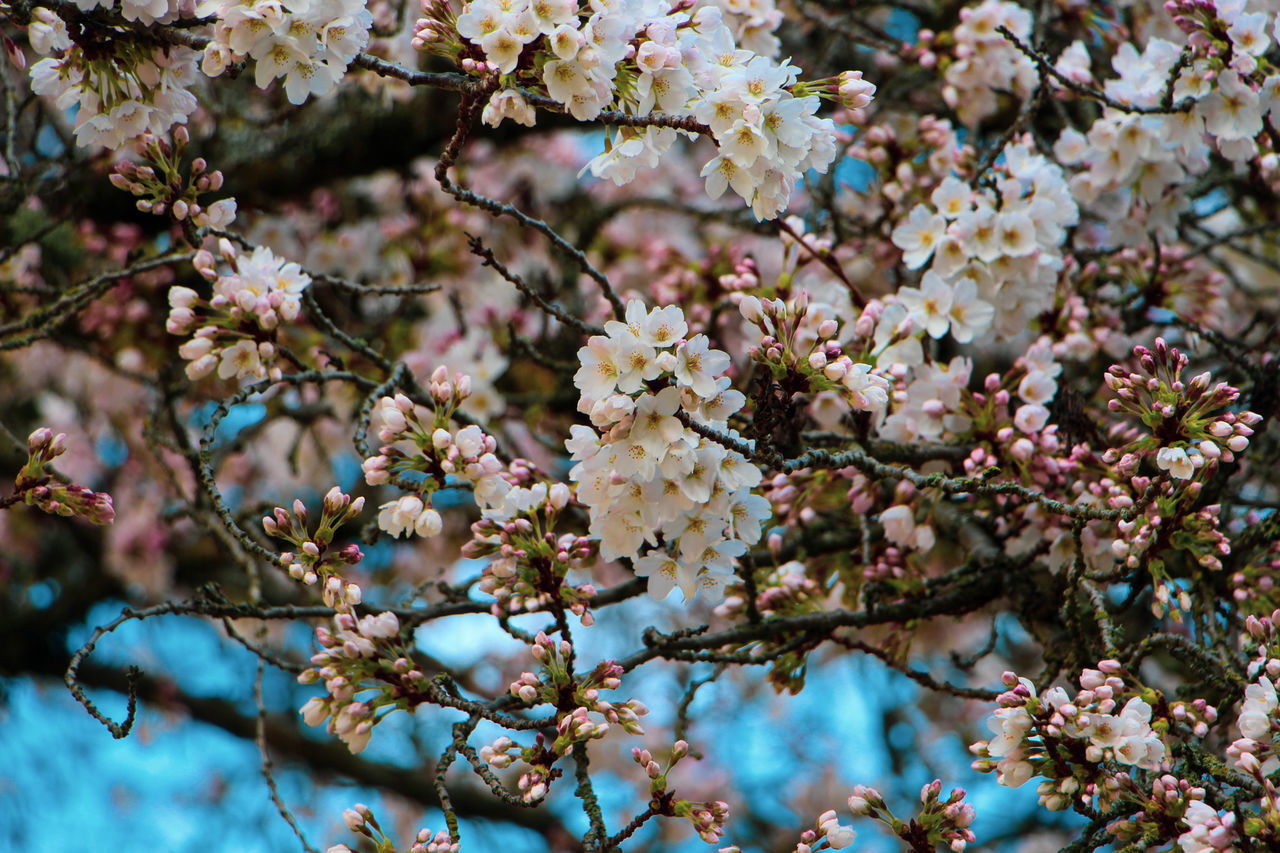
<box><xmin>297</xmin><ymin>609</ymin><xmax>408</xmax><ymax>753</ymax></box>
<box><xmin>1234</xmin><ymin>624</ymin><xmax>1280</xmax><ymax>762</ymax></box>
<box><xmin>702</xmin><ymin>0</ymin><xmax>783</xmax><ymax>57</ymax></box>
<box><xmin>167</xmin><ymin>241</ymin><xmax>312</xmax><ymax>381</ymax></box>
<box><xmin>1168</xmin><ymin>0</ymin><xmax>1275</xmax><ymax>77</ymax></box>
<box><xmin>944</xmin><ymin>340</ymin><xmax>1067</xmax><ymax>494</ymax></box>
<box><xmin>569</xmin><ymin>299</ymin><xmax>768</xmax><ymax>602</ymax></box>
<box><xmin>717</xmin><ymin>559</ymin><xmax>824</xmax><ymax>623</ymax></box>
<box><xmin>1195</xmin><ymin>620</ymin><xmax>1280</xmax><ymax>848</ymax></box>
<box><xmin>1052</xmin><ymin>2</ymin><xmax>1280</xmax><ymax>246</ymax></box>
<box><xmin>1178</xmin><ymin>798</ymin><xmax>1241</xmax><ymax>853</ymax></box>
<box><xmin>1096</xmin><ymin>772</ymin><xmax>1228</xmax><ymax>852</ymax></box>
<box><xmin>878</xmin><ymin>355</ymin><xmax>972</xmax><ymax>445</ymax></box>
<box><xmin>480</xmin><ymin>730</ymin><xmax>560</xmax><ymax>804</ymax></box>
<box><xmin>937</xmin><ymin>0</ymin><xmax>1035</xmax><ymax>126</ymax></box>
<box><xmin>263</xmin><ymin>486</ymin><xmax>365</xmax><ymax>610</ymax></box>
<box><xmin>1238</xmin><ymin>670</ymin><xmax>1277</xmax><ymax>744</ymax></box>
<box><xmin>361</xmin><ymin>371</ymin><xmax>514</xmax><ymax>538</ymax></box>
<box><xmin>1112</xmin><ymin>483</ymin><xmax>1234</xmax><ymax>620</ymax></box>
<box><xmin>24</xmin><ymin>0</ymin><xmax>1280</xmax><ymax>849</ymax></box>
<box><xmin>7</xmin><ymin>428</ymin><xmax>115</xmax><ymax>525</ymax></box>
<box><xmin>688</xmin><ymin>44</ymin><xmax>854</xmax><ymax>219</ymax></box>
<box><xmin>418</xmin><ymin>0</ymin><xmax>870</xmax><ymax>218</ymax></box>
<box><xmin>1054</xmin><ymin>103</ymin><xmax>1202</xmax><ymax>247</ymax></box>
<box><xmin>888</xmin><ymin>142</ymin><xmax>1077</xmax><ymax>342</ymax></box>
<box><xmin>971</xmin><ymin>665</ymin><xmax>1184</xmax><ymax>812</ymax></box>
<box><xmin>69</xmin><ymin>0</ymin><xmax>181</xmax><ymax>25</ymax></box>
<box><xmin>720</xmin><ymin>782</ymin><xmax>972</xmax><ymax>853</ymax></box>
<box><xmin>28</xmin><ymin>17</ymin><xmax>199</xmax><ymax>149</ymax></box>
<box><xmin>1088</xmin><ymin>641</ymin><xmax>1280</xmax><ymax>851</ymax></box>
<box><xmin>200</xmin><ymin>0</ymin><xmax>373</xmax><ymax>104</ymax></box>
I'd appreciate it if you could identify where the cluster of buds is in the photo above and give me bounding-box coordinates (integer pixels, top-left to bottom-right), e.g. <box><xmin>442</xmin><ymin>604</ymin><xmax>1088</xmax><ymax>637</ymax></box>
<box><xmin>717</xmin><ymin>560</ymin><xmax>824</xmax><ymax>622</ymax></box>
<box><xmin>298</xmin><ymin>610</ymin><xmax>410</xmax><ymax>754</ymax></box>
<box><xmin>738</xmin><ymin>290</ymin><xmax>889</xmax><ymax>415</ymax></box>
<box><xmin>484</xmin><ymin>637</ymin><xmax>646</xmax><ymax>802</ymax></box>
<box><xmin>1162</xmin><ymin>0</ymin><xmax>1219</xmax><ymax>39</ymax></box>
<box><xmin>327</xmin><ymin>803</ymin><xmax>458</xmax><ymax>853</ymax></box>
<box><xmin>363</xmin><ymin>373</ymin><xmax>514</xmax><ymax>537</ymax></box>
<box><xmin>963</xmin><ymin>369</ymin><xmax>1068</xmax><ymax>488</ymax></box>
<box><xmin>479</xmin><ymin>731</ymin><xmax>560</xmax><ymax>803</ymax></box>
<box><xmin>1244</xmin><ymin>609</ymin><xmax>1280</xmax><ymax>650</ymax></box>
<box><xmin>1162</xmin><ymin>0</ymin><xmax>1266</xmax><ymax>69</ymax></box>
<box><xmin>1103</xmin><ymin>339</ymin><xmax>1261</xmax><ymax>481</ymax></box>
<box><xmin>410</xmin><ymin>0</ymin><xmax>464</xmax><ymax>57</ymax></box>
<box><xmin>847</xmin><ymin>115</ymin><xmax>972</xmax><ymax>207</ymax></box>
<box><xmin>1110</xmin><ymin>480</ymin><xmax>1232</xmax><ymax>619</ymax></box>
<box><xmin>760</xmin><ymin>469</ymin><xmax>819</xmax><ymax>529</ymax></box>
<box><xmin>332</xmin><ymin>804</ymin><xmax>389</xmax><ymax>853</ymax></box>
<box><xmin>109</xmin><ymin>128</ymin><xmax>235</xmax><ymax>229</ymax></box>
<box><xmin>848</xmin><ymin>781</ymin><xmax>975</xmax><ymax>852</ymax></box>
<box><xmin>970</xmin><ymin>665</ymin><xmax>1178</xmax><ymax>813</ymax></box>
<box><xmin>1097</xmin><ymin>245</ymin><xmax>1225</xmax><ymax>326</ymax></box>
<box><xmin>627</xmin><ymin>741</ymin><xmax>729</xmax><ymax>845</ymax></box>
<box><xmin>427</xmin><ymin>365</ymin><xmax>473</xmax><ymax>411</ymax></box>
<box><xmin>167</xmin><ymin>238</ymin><xmax>310</xmax><ymax>382</ymax></box>
<box><xmin>513</xmin><ymin>754</ymin><xmax>556</xmax><ymax>804</ymax></box>
<box><xmin>1231</xmin><ymin>533</ymin><xmax>1280</xmax><ymax>614</ymax></box>
<box><xmin>407</xmin><ymin>828</ymin><xmax>457</xmax><ymax>853</ymax></box>
<box><xmin>783</xmin><ymin>71</ymin><xmax>878</xmax><ymax>115</ymax></box>
<box><xmin>263</xmin><ymin>486</ymin><xmax>365</xmax><ymax>611</ymax></box>
<box><xmin>553</xmin><ymin>706</ymin><xmax>612</xmax><ymax>752</ymax></box>
<box><xmin>716</xmin><ymin>255</ymin><xmax>762</xmax><ymax>294</ymax></box>
<box><xmin>575</xmin><ymin>663</ymin><xmax>646</xmax><ymax>732</ymax></box>
<box><xmin>509</xmin><ymin>633</ymin><xmax>646</xmax><ymax>737</ymax></box>
<box><xmin>463</xmin><ymin>484</ymin><xmax>596</xmax><ymax>617</ymax></box>
<box><xmin>632</xmin><ymin>740</ymin><xmax>687</xmax><ymax>796</ymax></box>
<box><xmin>7</xmin><ymin>428</ymin><xmax>115</xmax><ymax>525</ymax></box>
<box><xmin>834</xmin><ymin>69</ymin><xmax>877</xmax><ymax>113</ymax></box>
<box><xmin>678</xmin><ymin>798</ymin><xmax>730</xmax><ymax>846</ymax></box>
<box><xmin>1104</xmin><ymin>773</ymin><xmax>1222</xmax><ymax>850</ymax></box>
<box><xmin>478</xmin><ymin>735</ymin><xmax>515</xmax><ymax>769</ymax></box>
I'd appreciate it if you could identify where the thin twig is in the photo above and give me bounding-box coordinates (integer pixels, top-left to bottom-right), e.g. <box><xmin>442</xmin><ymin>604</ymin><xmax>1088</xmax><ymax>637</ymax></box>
<box><xmin>432</xmin><ymin>88</ymin><xmax>627</xmax><ymax>319</ymax></box>
<box><xmin>255</xmin><ymin>657</ymin><xmax>321</xmax><ymax>853</ymax></box>
<box><xmin>468</xmin><ymin>234</ymin><xmax>605</xmax><ymax>336</ymax></box>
